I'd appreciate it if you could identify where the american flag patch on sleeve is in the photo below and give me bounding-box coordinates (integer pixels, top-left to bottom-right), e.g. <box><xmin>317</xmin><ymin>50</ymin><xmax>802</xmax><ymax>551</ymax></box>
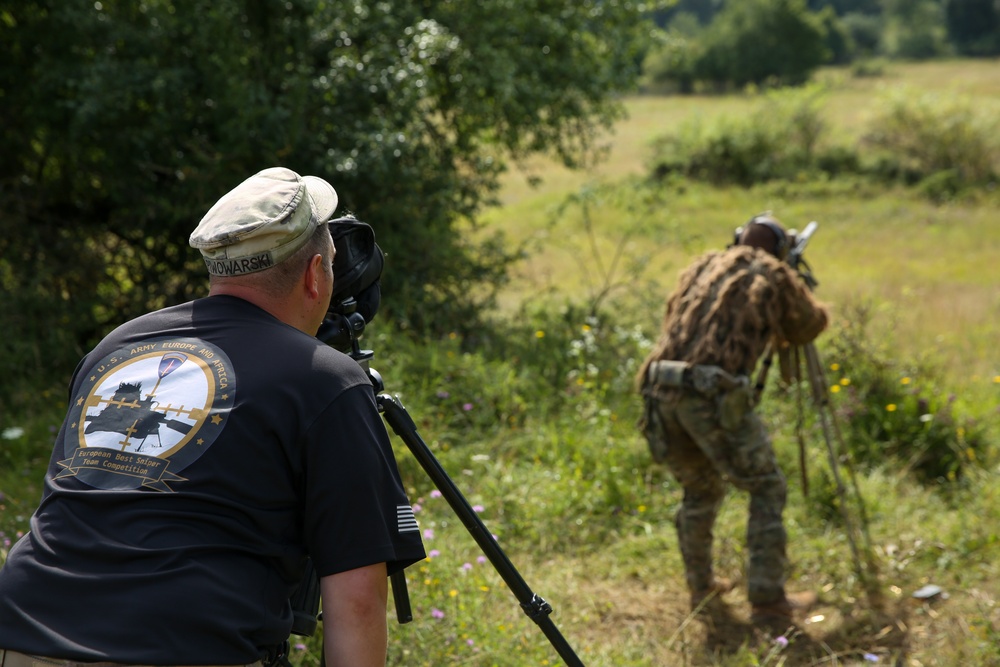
<box><xmin>397</xmin><ymin>505</ymin><xmax>419</xmax><ymax>533</ymax></box>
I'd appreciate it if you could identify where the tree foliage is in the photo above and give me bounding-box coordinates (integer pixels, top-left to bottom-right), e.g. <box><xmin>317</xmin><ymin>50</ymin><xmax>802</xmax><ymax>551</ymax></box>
<box><xmin>880</xmin><ymin>0</ymin><xmax>951</xmax><ymax>59</ymax></box>
<box><xmin>945</xmin><ymin>0</ymin><xmax>1000</xmax><ymax>55</ymax></box>
<box><xmin>695</xmin><ymin>0</ymin><xmax>830</xmax><ymax>87</ymax></box>
<box><xmin>0</xmin><ymin>0</ymin><xmax>653</xmax><ymax>390</ymax></box>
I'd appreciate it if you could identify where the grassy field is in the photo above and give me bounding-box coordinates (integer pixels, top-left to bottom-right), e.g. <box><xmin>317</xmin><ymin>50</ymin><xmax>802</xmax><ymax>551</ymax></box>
<box><xmin>2</xmin><ymin>59</ymin><xmax>1000</xmax><ymax>667</ymax></box>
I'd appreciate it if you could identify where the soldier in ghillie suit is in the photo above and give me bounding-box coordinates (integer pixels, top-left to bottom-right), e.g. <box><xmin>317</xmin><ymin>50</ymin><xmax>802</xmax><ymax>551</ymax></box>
<box><xmin>637</xmin><ymin>214</ymin><xmax>829</xmax><ymax>628</ymax></box>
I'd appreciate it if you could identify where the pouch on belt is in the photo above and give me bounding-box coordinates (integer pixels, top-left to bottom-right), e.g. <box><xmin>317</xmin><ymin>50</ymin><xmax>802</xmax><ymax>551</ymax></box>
<box><xmin>682</xmin><ymin>364</ymin><xmax>752</xmax><ymax>429</ymax></box>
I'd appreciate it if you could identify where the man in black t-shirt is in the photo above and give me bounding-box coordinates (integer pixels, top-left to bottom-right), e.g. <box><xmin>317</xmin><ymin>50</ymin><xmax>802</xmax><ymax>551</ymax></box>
<box><xmin>0</xmin><ymin>167</ymin><xmax>425</xmax><ymax>667</ymax></box>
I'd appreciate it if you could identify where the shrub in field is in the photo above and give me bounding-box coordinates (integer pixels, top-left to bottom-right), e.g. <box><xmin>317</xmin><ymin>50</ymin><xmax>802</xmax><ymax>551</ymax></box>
<box><xmin>372</xmin><ymin>303</ymin><xmax>643</xmax><ymax>447</ymax></box>
<box><xmin>649</xmin><ymin>81</ymin><xmax>1000</xmax><ymax>203</ymax></box>
<box><xmin>821</xmin><ymin>304</ymin><xmax>990</xmax><ymax>484</ymax></box>
<box><xmin>862</xmin><ymin>87</ymin><xmax>1000</xmax><ymax>196</ymax></box>
<box><xmin>880</xmin><ymin>0</ymin><xmax>951</xmax><ymax>60</ymax></box>
<box><xmin>641</xmin><ymin>29</ymin><xmax>700</xmax><ymax>94</ymax></box>
<box><xmin>649</xmin><ymin>84</ymin><xmax>833</xmax><ymax>186</ymax></box>
<box><xmin>693</xmin><ymin>0</ymin><xmax>829</xmax><ymax>88</ymax></box>
<box><xmin>850</xmin><ymin>57</ymin><xmax>887</xmax><ymax>78</ymax></box>
<box><xmin>840</xmin><ymin>11</ymin><xmax>883</xmax><ymax>58</ymax></box>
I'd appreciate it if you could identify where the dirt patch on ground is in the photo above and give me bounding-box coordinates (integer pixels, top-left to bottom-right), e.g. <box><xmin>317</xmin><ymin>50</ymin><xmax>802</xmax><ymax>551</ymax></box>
<box><xmin>566</xmin><ymin>573</ymin><xmax>915</xmax><ymax>666</ymax></box>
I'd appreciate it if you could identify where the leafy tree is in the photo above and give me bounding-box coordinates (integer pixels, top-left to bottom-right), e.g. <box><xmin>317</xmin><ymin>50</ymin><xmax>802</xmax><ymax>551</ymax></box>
<box><xmin>806</xmin><ymin>0</ymin><xmax>881</xmax><ymax>16</ymax></box>
<box><xmin>642</xmin><ymin>28</ymin><xmax>704</xmax><ymax>93</ymax></box>
<box><xmin>880</xmin><ymin>0</ymin><xmax>951</xmax><ymax>59</ymax></box>
<box><xmin>0</xmin><ymin>0</ymin><xmax>654</xmax><ymax>392</ymax></box>
<box><xmin>652</xmin><ymin>0</ymin><xmax>725</xmax><ymax>26</ymax></box>
<box><xmin>945</xmin><ymin>0</ymin><xmax>1000</xmax><ymax>55</ymax></box>
<box><xmin>840</xmin><ymin>10</ymin><xmax>885</xmax><ymax>55</ymax></box>
<box><xmin>694</xmin><ymin>0</ymin><xmax>830</xmax><ymax>88</ymax></box>
<box><xmin>817</xmin><ymin>5</ymin><xmax>856</xmax><ymax>63</ymax></box>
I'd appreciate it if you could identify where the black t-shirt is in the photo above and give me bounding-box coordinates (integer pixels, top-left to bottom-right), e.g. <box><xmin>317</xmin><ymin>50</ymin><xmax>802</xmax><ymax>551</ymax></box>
<box><xmin>0</xmin><ymin>295</ymin><xmax>425</xmax><ymax>664</ymax></box>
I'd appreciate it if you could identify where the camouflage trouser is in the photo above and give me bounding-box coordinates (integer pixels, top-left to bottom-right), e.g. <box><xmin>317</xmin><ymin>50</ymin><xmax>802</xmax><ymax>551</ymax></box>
<box><xmin>640</xmin><ymin>380</ymin><xmax>788</xmax><ymax>605</ymax></box>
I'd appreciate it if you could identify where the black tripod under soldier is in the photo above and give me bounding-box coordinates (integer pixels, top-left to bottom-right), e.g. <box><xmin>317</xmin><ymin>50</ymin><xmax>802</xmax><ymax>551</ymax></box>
<box><xmin>637</xmin><ymin>213</ymin><xmax>829</xmax><ymax>627</ymax></box>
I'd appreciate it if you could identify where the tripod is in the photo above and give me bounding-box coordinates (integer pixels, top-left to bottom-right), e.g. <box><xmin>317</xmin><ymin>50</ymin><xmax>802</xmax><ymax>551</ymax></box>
<box><xmin>754</xmin><ymin>336</ymin><xmax>881</xmax><ymax>612</ymax></box>
<box><xmin>323</xmin><ymin>311</ymin><xmax>585</xmax><ymax>666</ymax></box>
<box><xmin>793</xmin><ymin>341</ymin><xmax>882</xmax><ymax>607</ymax></box>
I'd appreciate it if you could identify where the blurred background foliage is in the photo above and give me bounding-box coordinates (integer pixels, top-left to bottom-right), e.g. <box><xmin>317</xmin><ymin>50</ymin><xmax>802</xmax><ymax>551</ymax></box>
<box><xmin>0</xmin><ymin>0</ymin><xmax>654</xmax><ymax>398</ymax></box>
<box><xmin>3</xmin><ymin>0</ymin><xmax>1000</xmax><ymax>404</ymax></box>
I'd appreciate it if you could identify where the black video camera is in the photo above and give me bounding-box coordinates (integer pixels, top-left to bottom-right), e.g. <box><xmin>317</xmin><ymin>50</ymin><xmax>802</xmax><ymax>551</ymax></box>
<box><xmin>318</xmin><ymin>216</ymin><xmax>385</xmax><ymax>353</ymax></box>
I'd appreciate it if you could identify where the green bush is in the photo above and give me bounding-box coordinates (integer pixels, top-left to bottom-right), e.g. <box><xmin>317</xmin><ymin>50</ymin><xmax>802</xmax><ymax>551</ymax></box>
<box><xmin>849</xmin><ymin>57</ymin><xmax>888</xmax><ymax>78</ymax></box>
<box><xmin>640</xmin><ymin>29</ymin><xmax>701</xmax><ymax>94</ymax></box>
<box><xmin>840</xmin><ymin>12</ymin><xmax>883</xmax><ymax>57</ymax></box>
<box><xmin>648</xmin><ymin>82</ymin><xmax>1000</xmax><ymax>201</ymax></box>
<box><xmin>817</xmin><ymin>5</ymin><xmax>854</xmax><ymax>65</ymax></box>
<box><xmin>822</xmin><ymin>304</ymin><xmax>990</xmax><ymax>484</ymax></box>
<box><xmin>862</xmin><ymin>87</ymin><xmax>1000</xmax><ymax>189</ymax></box>
<box><xmin>693</xmin><ymin>0</ymin><xmax>829</xmax><ymax>88</ymax></box>
<box><xmin>881</xmin><ymin>0</ymin><xmax>951</xmax><ymax>60</ymax></box>
<box><xmin>649</xmin><ymin>84</ymin><xmax>832</xmax><ymax>186</ymax></box>
<box><xmin>374</xmin><ymin>300</ymin><xmax>651</xmax><ymax>445</ymax></box>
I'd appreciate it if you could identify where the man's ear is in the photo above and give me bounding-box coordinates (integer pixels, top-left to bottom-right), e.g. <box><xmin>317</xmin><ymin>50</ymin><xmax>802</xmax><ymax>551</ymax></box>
<box><xmin>303</xmin><ymin>253</ymin><xmax>325</xmax><ymax>298</ymax></box>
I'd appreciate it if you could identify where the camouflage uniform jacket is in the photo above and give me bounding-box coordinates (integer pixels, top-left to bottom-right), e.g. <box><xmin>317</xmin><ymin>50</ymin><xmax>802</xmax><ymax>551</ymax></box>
<box><xmin>639</xmin><ymin>245</ymin><xmax>828</xmax><ymax>383</ymax></box>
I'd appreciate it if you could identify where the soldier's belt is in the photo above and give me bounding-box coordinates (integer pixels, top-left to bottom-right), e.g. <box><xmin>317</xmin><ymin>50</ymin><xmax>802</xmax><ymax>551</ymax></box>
<box><xmin>0</xmin><ymin>649</ymin><xmax>263</xmax><ymax>667</ymax></box>
<box><xmin>646</xmin><ymin>360</ymin><xmax>748</xmax><ymax>396</ymax></box>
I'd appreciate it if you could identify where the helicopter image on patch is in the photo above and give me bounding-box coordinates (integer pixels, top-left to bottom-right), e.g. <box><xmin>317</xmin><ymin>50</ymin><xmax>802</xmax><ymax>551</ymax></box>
<box><xmin>83</xmin><ymin>352</ymin><xmax>200</xmax><ymax>453</ymax></box>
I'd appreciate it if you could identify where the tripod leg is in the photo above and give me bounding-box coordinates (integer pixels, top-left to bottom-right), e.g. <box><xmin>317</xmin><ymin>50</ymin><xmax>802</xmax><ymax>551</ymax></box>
<box><xmin>377</xmin><ymin>392</ymin><xmax>586</xmax><ymax>667</ymax></box>
<box><xmin>390</xmin><ymin>571</ymin><xmax>412</xmax><ymax>623</ymax></box>
<box><xmin>802</xmin><ymin>344</ymin><xmax>881</xmax><ymax>604</ymax></box>
<box><xmin>793</xmin><ymin>345</ymin><xmax>809</xmax><ymax>497</ymax></box>
<box><xmin>753</xmin><ymin>343</ymin><xmax>774</xmax><ymax>404</ymax></box>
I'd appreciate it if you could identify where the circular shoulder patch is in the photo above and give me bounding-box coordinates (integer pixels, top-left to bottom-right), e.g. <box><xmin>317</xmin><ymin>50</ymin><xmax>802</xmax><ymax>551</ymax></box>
<box><xmin>57</xmin><ymin>338</ymin><xmax>235</xmax><ymax>491</ymax></box>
